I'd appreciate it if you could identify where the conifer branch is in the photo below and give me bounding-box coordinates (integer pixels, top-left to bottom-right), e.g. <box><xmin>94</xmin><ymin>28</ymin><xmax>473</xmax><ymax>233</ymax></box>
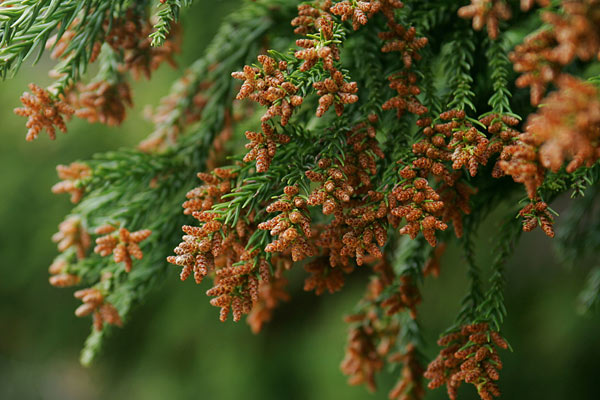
<box><xmin>390</xmin><ymin>235</ymin><xmax>431</xmax><ymax>278</ymax></box>
<box><xmin>475</xmin><ymin>214</ymin><xmax>522</xmax><ymax>331</ymax></box>
<box><xmin>149</xmin><ymin>0</ymin><xmax>193</xmax><ymax>47</ymax></box>
<box><xmin>0</xmin><ymin>0</ymin><xmax>129</xmax><ymax>91</ymax></box>
<box><xmin>484</xmin><ymin>35</ymin><xmax>514</xmax><ymax>115</ymax></box>
<box><xmin>7</xmin><ymin>0</ymin><xmax>600</xmax><ymax>398</ymax></box>
<box><xmin>443</xmin><ymin>28</ymin><xmax>476</xmax><ymax>112</ymax></box>
<box><xmin>456</xmin><ymin>228</ymin><xmax>485</xmax><ymax>324</ymax></box>
<box><xmin>411</xmin><ymin>0</ymin><xmax>456</xmax><ymax>34</ymax></box>
<box><xmin>50</xmin><ymin>0</ymin><xmax>297</xmax><ymax>363</ymax></box>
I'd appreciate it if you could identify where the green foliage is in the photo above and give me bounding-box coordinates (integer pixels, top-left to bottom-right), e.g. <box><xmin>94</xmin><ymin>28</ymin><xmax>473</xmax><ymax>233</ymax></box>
<box><xmin>484</xmin><ymin>36</ymin><xmax>514</xmax><ymax>115</ymax></box>
<box><xmin>0</xmin><ymin>0</ymin><xmax>134</xmax><ymax>93</ymax></box>
<box><xmin>541</xmin><ymin>163</ymin><xmax>600</xmax><ymax>200</ymax></box>
<box><xmin>3</xmin><ymin>1</ymin><xmax>600</xmax><ymax>398</ymax></box>
<box><xmin>149</xmin><ymin>0</ymin><xmax>194</xmax><ymax>47</ymax></box>
<box><xmin>443</xmin><ymin>28</ymin><xmax>476</xmax><ymax>112</ymax></box>
<box><xmin>475</xmin><ymin>215</ymin><xmax>521</xmax><ymax>332</ymax></box>
<box><xmin>54</xmin><ymin>0</ymin><xmax>299</xmax><ymax>363</ymax></box>
<box><xmin>456</xmin><ymin>228</ymin><xmax>485</xmax><ymax>324</ymax></box>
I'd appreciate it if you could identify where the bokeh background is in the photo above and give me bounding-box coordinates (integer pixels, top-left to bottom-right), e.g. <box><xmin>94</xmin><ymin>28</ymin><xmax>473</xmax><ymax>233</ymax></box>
<box><xmin>1</xmin><ymin>1</ymin><xmax>600</xmax><ymax>399</ymax></box>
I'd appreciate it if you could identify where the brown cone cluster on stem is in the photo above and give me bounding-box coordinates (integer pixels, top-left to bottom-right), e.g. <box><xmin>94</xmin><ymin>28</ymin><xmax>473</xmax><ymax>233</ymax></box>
<box><xmin>232</xmin><ymin>56</ymin><xmax>298</xmax><ymax>172</ymax></box>
<box><xmin>510</xmin><ymin>1</ymin><xmax>600</xmax><ymax>106</ymax></box>
<box><xmin>389</xmin><ymin>166</ymin><xmax>447</xmax><ymax>247</ymax></box>
<box><xmin>168</xmin><ymin>168</ymin><xmax>237</xmax><ymax>284</ymax></box>
<box><xmin>292</xmin><ymin>1</ymin><xmax>359</xmax><ymax>117</ymax></box>
<box><xmin>543</xmin><ymin>0</ymin><xmax>600</xmax><ymax>64</ymax></box>
<box><xmin>425</xmin><ymin>323</ymin><xmax>508</xmax><ymax>400</ymax></box>
<box><xmin>341</xmin><ymin>301</ymin><xmax>399</xmax><ymax>393</ymax></box>
<box><xmin>233</xmin><ymin>56</ymin><xmax>302</xmax><ymax>126</ymax></box>
<box><xmin>246</xmin><ymin>268</ymin><xmax>290</xmax><ymax>333</ymax></box>
<box><xmin>500</xmin><ymin>76</ymin><xmax>600</xmax><ymax>198</ymax></box>
<box><xmin>498</xmin><ymin>1</ymin><xmax>600</xmax><ymax>201</ymax></box>
<box><xmin>139</xmin><ymin>77</ymin><xmax>211</xmax><ymax>152</ymax></box>
<box><xmin>74</xmin><ymin>288</ymin><xmax>122</xmax><ymax>331</ymax></box>
<box><xmin>458</xmin><ymin>0</ymin><xmax>511</xmax><ymax>40</ymax></box>
<box><xmin>94</xmin><ymin>224</ymin><xmax>152</xmax><ymax>272</ymax></box>
<box><xmin>510</xmin><ymin>30</ymin><xmax>561</xmax><ymax>106</ymax></box>
<box><xmin>519</xmin><ymin>200</ymin><xmax>555</xmax><ymax>237</ymax></box>
<box><xmin>303</xmin><ymin>255</ymin><xmax>351</xmax><ymax>294</ymax></box>
<box><xmin>381</xmin><ymin>275</ymin><xmax>421</xmax><ymax>319</ymax></box>
<box><xmin>105</xmin><ymin>10</ymin><xmax>180</xmax><ymax>80</ymax></box>
<box><xmin>52</xmin><ymin>216</ymin><xmax>91</xmax><ymax>260</ymax></box>
<box><xmin>48</xmin><ymin>258</ymin><xmax>81</xmax><ymax>288</ymax></box>
<box><xmin>388</xmin><ymin>344</ymin><xmax>426</xmax><ymax>400</ymax></box>
<box><xmin>14</xmin><ymin>84</ymin><xmax>74</xmax><ymax>141</ymax></box>
<box><xmin>525</xmin><ymin>76</ymin><xmax>600</xmax><ymax>174</ymax></box>
<box><xmin>341</xmin><ymin>259</ymin><xmax>424</xmax><ymax>398</ymax></box>
<box><xmin>446</xmin><ymin>111</ymin><xmax>491</xmax><ymax>177</ymax></box>
<box><xmin>379</xmin><ymin>7</ymin><xmax>428</xmax><ymax>116</ymax></box>
<box><xmin>330</xmin><ymin>0</ymin><xmax>382</xmax><ymax>30</ymax></box>
<box><xmin>15</xmin><ymin>5</ymin><xmax>181</xmax><ymax>138</ymax></box>
<box><xmin>168</xmin><ymin>168</ymin><xmax>295</xmax><ymax>323</ymax></box>
<box><xmin>383</xmin><ymin>71</ymin><xmax>428</xmax><ymax>118</ymax></box>
<box><xmin>307</xmin><ymin>117</ymin><xmax>387</xmax><ymax>267</ymax></box>
<box><xmin>51</xmin><ymin>162</ymin><xmax>92</xmax><ymax>204</ymax></box>
<box><xmin>66</xmin><ymin>81</ymin><xmax>133</xmax><ymax>126</ymax></box>
<box><xmin>259</xmin><ymin>185</ymin><xmax>315</xmax><ymax>261</ymax></box>
<box><xmin>206</xmin><ymin>250</ymin><xmax>260</xmax><ymax>322</ymax></box>
<box><xmin>341</xmin><ymin>315</ymin><xmax>392</xmax><ymax>392</ymax></box>
<box><xmin>479</xmin><ymin>113</ymin><xmax>520</xmax><ymax>178</ymax></box>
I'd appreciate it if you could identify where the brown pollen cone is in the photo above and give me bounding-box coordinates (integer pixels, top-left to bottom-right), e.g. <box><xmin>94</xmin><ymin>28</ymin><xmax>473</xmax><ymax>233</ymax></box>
<box><xmin>14</xmin><ymin>83</ymin><xmax>74</xmax><ymax>141</ymax></box>
<box><xmin>94</xmin><ymin>225</ymin><xmax>152</xmax><ymax>272</ymax></box>
<box><xmin>51</xmin><ymin>162</ymin><xmax>92</xmax><ymax>204</ymax></box>
<box><xmin>425</xmin><ymin>323</ymin><xmax>508</xmax><ymax>400</ymax></box>
<box><xmin>74</xmin><ymin>288</ymin><xmax>122</xmax><ymax>331</ymax></box>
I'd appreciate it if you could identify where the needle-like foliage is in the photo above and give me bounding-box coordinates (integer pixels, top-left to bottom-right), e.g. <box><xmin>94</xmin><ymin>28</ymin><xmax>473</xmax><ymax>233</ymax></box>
<box><xmin>4</xmin><ymin>0</ymin><xmax>600</xmax><ymax>399</ymax></box>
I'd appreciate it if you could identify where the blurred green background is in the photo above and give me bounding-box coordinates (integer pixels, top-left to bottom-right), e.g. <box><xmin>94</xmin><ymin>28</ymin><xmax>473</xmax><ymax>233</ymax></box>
<box><xmin>1</xmin><ymin>1</ymin><xmax>599</xmax><ymax>399</ymax></box>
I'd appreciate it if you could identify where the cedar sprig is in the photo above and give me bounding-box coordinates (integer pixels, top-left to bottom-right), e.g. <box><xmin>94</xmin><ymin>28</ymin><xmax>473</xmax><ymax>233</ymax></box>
<box><xmin>74</xmin><ymin>287</ymin><xmax>123</xmax><ymax>331</ymax></box>
<box><xmin>443</xmin><ymin>29</ymin><xmax>477</xmax><ymax>112</ymax></box>
<box><xmin>388</xmin><ymin>165</ymin><xmax>447</xmax><ymax>247</ymax></box>
<box><xmin>475</xmin><ymin>215</ymin><xmax>522</xmax><ymax>332</ymax></box>
<box><xmin>0</xmin><ymin>1</ymin><xmax>132</xmax><ymax>94</ymax></box>
<box><xmin>150</xmin><ymin>0</ymin><xmax>193</xmax><ymax>47</ymax></box>
<box><xmin>455</xmin><ymin>228</ymin><xmax>485</xmax><ymax>324</ymax></box>
<box><xmin>94</xmin><ymin>224</ymin><xmax>152</xmax><ymax>273</ymax></box>
<box><xmin>411</xmin><ymin>0</ymin><xmax>457</xmax><ymax>34</ymax></box>
<box><xmin>484</xmin><ymin>35</ymin><xmax>514</xmax><ymax>115</ymax></box>
<box><xmin>341</xmin><ymin>262</ymin><xmax>400</xmax><ymax>392</ymax></box>
<box><xmin>340</xmin><ymin>236</ymin><xmax>430</xmax><ymax>395</ymax></box>
<box><xmin>0</xmin><ymin>1</ymin><xmax>123</xmax><ymax>81</ymax></box>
